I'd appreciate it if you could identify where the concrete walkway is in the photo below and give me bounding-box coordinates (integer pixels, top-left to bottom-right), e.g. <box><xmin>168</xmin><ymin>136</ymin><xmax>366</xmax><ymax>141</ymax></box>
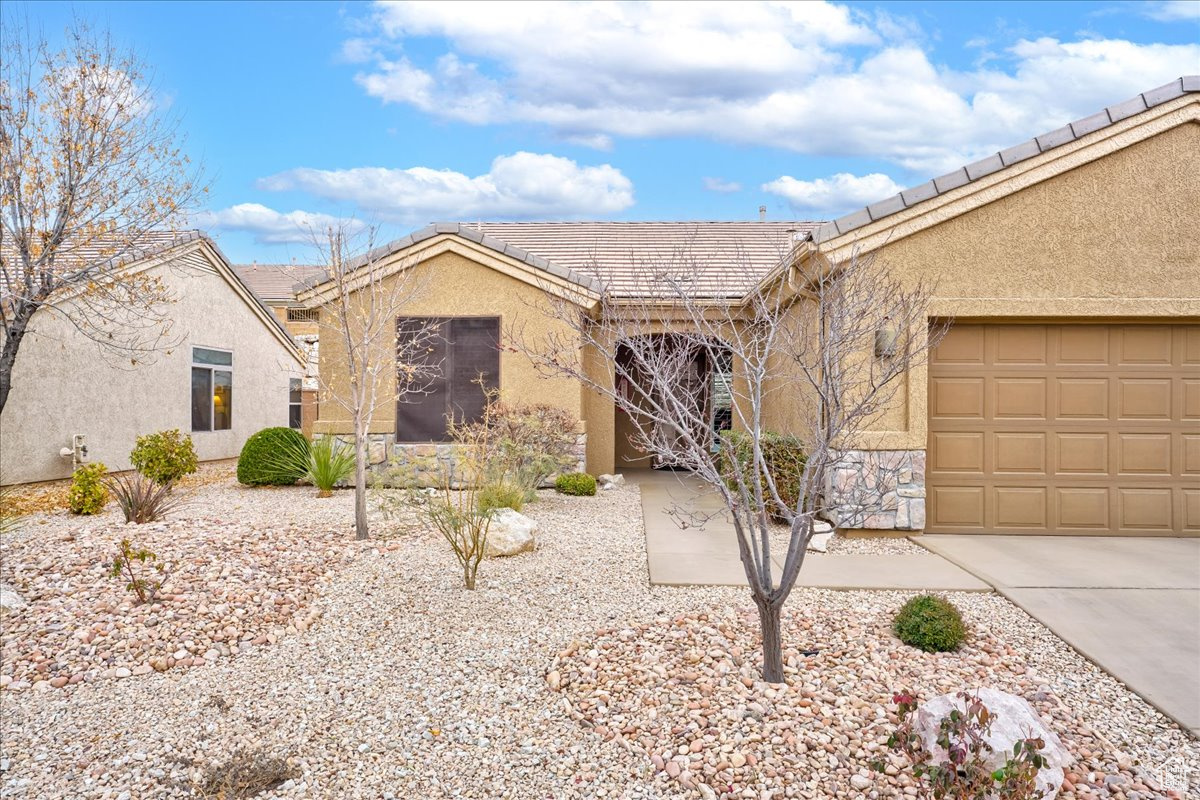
<box><xmin>634</xmin><ymin>470</ymin><xmax>988</xmax><ymax>591</ymax></box>
<box><xmin>916</xmin><ymin>535</ymin><xmax>1200</xmax><ymax>739</ymax></box>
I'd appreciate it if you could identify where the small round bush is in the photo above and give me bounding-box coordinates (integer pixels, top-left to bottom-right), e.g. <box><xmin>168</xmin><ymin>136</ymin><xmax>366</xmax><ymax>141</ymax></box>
<box><xmin>69</xmin><ymin>463</ymin><xmax>109</xmax><ymax>515</ymax></box>
<box><xmin>237</xmin><ymin>427</ymin><xmax>309</xmax><ymax>486</ymax></box>
<box><xmin>478</xmin><ymin>482</ymin><xmax>525</xmax><ymax>514</ymax></box>
<box><xmin>130</xmin><ymin>428</ymin><xmax>198</xmax><ymax>484</ymax></box>
<box><xmin>893</xmin><ymin>594</ymin><xmax>967</xmax><ymax>652</ymax></box>
<box><xmin>554</xmin><ymin>472</ymin><xmax>596</xmax><ymax>496</ymax></box>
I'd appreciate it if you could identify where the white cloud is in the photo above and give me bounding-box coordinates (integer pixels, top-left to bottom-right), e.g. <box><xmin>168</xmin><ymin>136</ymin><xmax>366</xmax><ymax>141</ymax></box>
<box><xmin>196</xmin><ymin>203</ymin><xmax>366</xmax><ymax>244</ymax></box>
<box><xmin>256</xmin><ymin>152</ymin><xmax>635</xmax><ymax>222</ymax></box>
<box><xmin>1142</xmin><ymin>1</ymin><xmax>1200</xmax><ymax>21</ymax></box>
<box><xmin>703</xmin><ymin>177</ymin><xmax>742</xmax><ymax>194</ymax></box>
<box><xmin>351</xmin><ymin>1</ymin><xmax>1200</xmax><ymax>173</ymax></box>
<box><xmin>762</xmin><ymin>172</ymin><xmax>903</xmax><ymax>215</ymax></box>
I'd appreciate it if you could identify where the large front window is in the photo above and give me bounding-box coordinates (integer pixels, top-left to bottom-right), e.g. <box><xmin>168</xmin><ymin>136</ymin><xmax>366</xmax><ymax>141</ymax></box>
<box><xmin>395</xmin><ymin>316</ymin><xmax>500</xmax><ymax>442</ymax></box>
<box><xmin>192</xmin><ymin>347</ymin><xmax>233</xmax><ymax>431</ymax></box>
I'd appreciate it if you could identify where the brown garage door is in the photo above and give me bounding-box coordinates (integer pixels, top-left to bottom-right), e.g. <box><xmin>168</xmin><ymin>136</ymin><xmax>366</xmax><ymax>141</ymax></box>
<box><xmin>927</xmin><ymin>323</ymin><xmax>1199</xmax><ymax>535</ymax></box>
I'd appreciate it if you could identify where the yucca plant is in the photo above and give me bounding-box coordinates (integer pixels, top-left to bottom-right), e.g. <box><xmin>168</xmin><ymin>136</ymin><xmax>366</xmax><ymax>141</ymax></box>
<box><xmin>107</xmin><ymin>472</ymin><xmax>185</xmax><ymax>523</ymax></box>
<box><xmin>305</xmin><ymin>435</ymin><xmax>356</xmax><ymax>497</ymax></box>
<box><xmin>270</xmin><ymin>434</ymin><xmax>356</xmax><ymax>497</ymax></box>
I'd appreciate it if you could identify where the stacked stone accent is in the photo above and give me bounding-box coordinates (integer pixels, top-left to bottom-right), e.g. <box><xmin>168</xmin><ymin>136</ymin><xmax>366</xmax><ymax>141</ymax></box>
<box><xmin>349</xmin><ymin>431</ymin><xmax>588</xmax><ymax>489</ymax></box>
<box><xmin>827</xmin><ymin>449</ymin><xmax>926</xmax><ymax>531</ymax></box>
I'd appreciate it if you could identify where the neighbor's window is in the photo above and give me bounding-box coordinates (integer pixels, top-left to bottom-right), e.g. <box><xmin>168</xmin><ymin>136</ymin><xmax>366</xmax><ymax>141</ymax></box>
<box><xmin>287</xmin><ymin>308</ymin><xmax>319</xmax><ymax>323</ymax></box>
<box><xmin>192</xmin><ymin>347</ymin><xmax>233</xmax><ymax>432</ymax></box>
<box><xmin>289</xmin><ymin>378</ymin><xmax>303</xmax><ymax>429</ymax></box>
<box><xmin>395</xmin><ymin>316</ymin><xmax>500</xmax><ymax>442</ymax></box>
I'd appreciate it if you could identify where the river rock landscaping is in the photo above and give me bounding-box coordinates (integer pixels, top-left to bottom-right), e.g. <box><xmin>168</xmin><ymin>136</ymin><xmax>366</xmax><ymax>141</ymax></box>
<box><xmin>1</xmin><ymin>470</ymin><xmax>1196</xmax><ymax>799</ymax></box>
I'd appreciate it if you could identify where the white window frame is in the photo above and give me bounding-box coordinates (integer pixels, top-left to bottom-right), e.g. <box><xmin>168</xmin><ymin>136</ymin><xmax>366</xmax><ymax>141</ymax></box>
<box><xmin>192</xmin><ymin>346</ymin><xmax>233</xmax><ymax>432</ymax></box>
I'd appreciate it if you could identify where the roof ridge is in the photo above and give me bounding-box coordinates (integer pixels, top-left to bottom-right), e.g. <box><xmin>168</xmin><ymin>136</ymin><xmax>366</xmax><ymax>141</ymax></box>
<box><xmin>808</xmin><ymin>75</ymin><xmax>1200</xmax><ymax>244</ymax></box>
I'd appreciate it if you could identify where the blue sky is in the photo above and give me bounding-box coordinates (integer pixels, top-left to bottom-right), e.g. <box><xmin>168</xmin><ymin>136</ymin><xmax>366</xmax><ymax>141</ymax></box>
<box><xmin>10</xmin><ymin>1</ymin><xmax>1200</xmax><ymax>263</ymax></box>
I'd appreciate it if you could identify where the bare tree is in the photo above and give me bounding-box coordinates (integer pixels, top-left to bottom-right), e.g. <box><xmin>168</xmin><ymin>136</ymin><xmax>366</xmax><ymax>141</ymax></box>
<box><xmin>300</xmin><ymin>225</ymin><xmax>442</xmax><ymax>540</ymax></box>
<box><xmin>0</xmin><ymin>21</ymin><xmax>203</xmax><ymax>413</ymax></box>
<box><xmin>514</xmin><ymin>246</ymin><xmax>945</xmax><ymax>682</ymax></box>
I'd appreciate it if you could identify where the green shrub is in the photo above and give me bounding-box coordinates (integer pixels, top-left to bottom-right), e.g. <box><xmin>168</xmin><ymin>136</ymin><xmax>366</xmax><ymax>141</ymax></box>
<box><xmin>554</xmin><ymin>472</ymin><xmax>596</xmax><ymax>496</ymax></box>
<box><xmin>237</xmin><ymin>428</ymin><xmax>309</xmax><ymax>486</ymax></box>
<box><xmin>893</xmin><ymin>594</ymin><xmax>967</xmax><ymax>652</ymax></box>
<box><xmin>68</xmin><ymin>463</ymin><xmax>109</xmax><ymax>515</ymax></box>
<box><xmin>718</xmin><ymin>430</ymin><xmax>807</xmax><ymax>520</ymax></box>
<box><xmin>478</xmin><ymin>482</ymin><xmax>526</xmax><ymax>514</ymax></box>
<box><xmin>305</xmin><ymin>435</ymin><xmax>356</xmax><ymax>496</ymax></box>
<box><xmin>130</xmin><ymin>428</ymin><xmax>198</xmax><ymax>484</ymax></box>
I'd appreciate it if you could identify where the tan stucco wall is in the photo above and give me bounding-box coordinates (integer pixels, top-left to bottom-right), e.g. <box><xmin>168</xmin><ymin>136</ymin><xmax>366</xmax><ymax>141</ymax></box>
<box><xmin>0</xmin><ymin>247</ymin><xmax>304</xmax><ymax>484</ymax></box>
<box><xmin>808</xmin><ymin>115</ymin><xmax>1200</xmax><ymax>450</ymax></box>
<box><xmin>313</xmin><ymin>248</ymin><xmax>587</xmax><ymax>442</ymax></box>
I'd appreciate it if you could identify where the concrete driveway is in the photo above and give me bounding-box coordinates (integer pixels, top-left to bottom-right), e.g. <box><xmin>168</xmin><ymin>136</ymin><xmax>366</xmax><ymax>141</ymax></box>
<box><xmin>916</xmin><ymin>535</ymin><xmax>1200</xmax><ymax>738</ymax></box>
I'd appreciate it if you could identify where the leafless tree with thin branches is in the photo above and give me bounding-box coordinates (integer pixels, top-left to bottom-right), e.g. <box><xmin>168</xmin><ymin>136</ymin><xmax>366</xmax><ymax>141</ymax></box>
<box><xmin>513</xmin><ymin>244</ymin><xmax>945</xmax><ymax>682</ymax></box>
<box><xmin>299</xmin><ymin>224</ymin><xmax>443</xmax><ymax>540</ymax></box>
<box><xmin>0</xmin><ymin>20</ymin><xmax>204</xmax><ymax>414</ymax></box>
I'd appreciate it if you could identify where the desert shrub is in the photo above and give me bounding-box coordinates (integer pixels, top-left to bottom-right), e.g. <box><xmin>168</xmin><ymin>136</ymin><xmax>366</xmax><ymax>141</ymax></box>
<box><xmin>718</xmin><ymin>430</ymin><xmax>807</xmax><ymax>520</ymax></box>
<box><xmin>129</xmin><ymin>428</ymin><xmax>198</xmax><ymax>484</ymax></box>
<box><xmin>190</xmin><ymin>747</ymin><xmax>296</xmax><ymax>800</ymax></box>
<box><xmin>893</xmin><ymin>594</ymin><xmax>967</xmax><ymax>652</ymax></box>
<box><xmin>237</xmin><ymin>427</ymin><xmax>309</xmax><ymax>486</ymax></box>
<box><xmin>108</xmin><ymin>537</ymin><xmax>167</xmax><ymax>603</ymax></box>
<box><xmin>876</xmin><ymin>691</ymin><xmax>1049</xmax><ymax>799</ymax></box>
<box><xmin>478</xmin><ymin>482</ymin><xmax>526</xmax><ymax>514</ymax></box>
<box><xmin>457</xmin><ymin>393</ymin><xmax>578</xmax><ymax>499</ymax></box>
<box><xmin>107</xmin><ymin>471</ymin><xmax>185</xmax><ymax>524</ymax></box>
<box><xmin>271</xmin><ymin>433</ymin><xmax>356</xmax><ymax>496</ymax></box>
<box><xmin>555</xmin><ymin>472</ymin><xmax>596</xmax><ymax>496</ymax></box>
<box><xmin>68</xmin><ymin>463</ymin><xmax>109</xmax><ymax>515</ymax></box>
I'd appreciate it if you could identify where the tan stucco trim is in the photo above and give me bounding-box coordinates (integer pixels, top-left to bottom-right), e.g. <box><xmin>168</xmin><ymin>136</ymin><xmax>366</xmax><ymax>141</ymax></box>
<box><xmin>298</xmin><ymin>234</ymin><xmax>601</xmax><ymax>311</ymax></box>
<box><xmin>816</xmin><ymin>95</ymin><xmax>1200</xmax><ymax>261</ymax></box>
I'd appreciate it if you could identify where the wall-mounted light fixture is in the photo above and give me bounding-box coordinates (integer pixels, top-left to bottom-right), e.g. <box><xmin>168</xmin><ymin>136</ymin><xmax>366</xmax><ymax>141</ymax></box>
<box><xmin>875</xmin><ymin>325</ymin><xmax>899</xmax><ymax>358</ymax></box>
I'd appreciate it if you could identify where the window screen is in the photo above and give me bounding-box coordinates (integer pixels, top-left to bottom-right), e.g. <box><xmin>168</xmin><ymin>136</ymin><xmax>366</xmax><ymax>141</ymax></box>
<box><xmin>395</xmin><ymin>317</ymin><xmax>499</xmax><ymax>442</ymax></box>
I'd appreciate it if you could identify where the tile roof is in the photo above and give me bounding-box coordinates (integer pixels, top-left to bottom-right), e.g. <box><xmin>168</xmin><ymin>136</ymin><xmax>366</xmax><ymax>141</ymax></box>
<box><xmin>807</xmin><ymin>75</ymin><xmax>1200</xmax><ymax>244</ymax></box>
<box><xmin>471</xmin><ymin>221</ymin><xmax>820</xmax><ymax>298</ymax></box>
<box><xmin>232</xmin><ymin>263</ymin><xmax>329</xmax><ymax>302</ymax></box>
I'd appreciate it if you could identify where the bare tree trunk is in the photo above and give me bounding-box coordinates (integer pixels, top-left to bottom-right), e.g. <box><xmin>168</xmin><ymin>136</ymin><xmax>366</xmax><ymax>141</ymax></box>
<box><xmin>0</xmin><ymin>304</ymin><xmax>36</xmax><ymax>416</ymax></box>
<box><xmin>354</xmin><ymin>428</ymin><xmax>368</xmax><ymax>540</ymax></box>
<box><xmin>756</xmin><ymin>597</ymin><xmax>785</xmax><ymax>683</ymax></box>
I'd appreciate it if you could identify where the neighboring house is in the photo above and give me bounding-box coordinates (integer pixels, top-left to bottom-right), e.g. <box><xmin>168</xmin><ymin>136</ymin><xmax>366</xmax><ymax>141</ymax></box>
<box><xmin>302</xmin><ymin>77</ymin><xmax>1198</xmax><ymax>537</ymax></box>
<box><xmin>0</xmin><ymin>233</ymin><xmax>306</xmax><ymax>485</ymax></box>
<box><xmin>232</xmin><ymin>263</ymin><xmax>326</xmax><ymax>434</ymax></box>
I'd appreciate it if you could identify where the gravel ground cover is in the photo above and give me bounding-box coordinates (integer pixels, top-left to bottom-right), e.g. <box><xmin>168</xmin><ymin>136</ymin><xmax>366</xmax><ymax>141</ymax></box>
<box><xmin>1</xmin><ymin>477</ymin><xmax>1195</xmax><ymax>799</ymax></box>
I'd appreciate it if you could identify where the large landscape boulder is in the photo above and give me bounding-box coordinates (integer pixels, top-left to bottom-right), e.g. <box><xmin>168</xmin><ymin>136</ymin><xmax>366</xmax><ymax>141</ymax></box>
<box><xmin>913</xmin><ymin>688</ymin><xmax>1071</xmax><ymax>799</ymax></box>
<box><xmin>0</xmin><ymin>584</ymin><xmax>28</xmax><ymax>617</ymax></box>
<box><xmin>486</xmin><ymin>509</ymin><xmax>538</xmax><ymax>557</ymax></box>
<box><xmin>807</xmin><ymin>520</ymin><xmax>835</xmax><ymax>553</ymax></box>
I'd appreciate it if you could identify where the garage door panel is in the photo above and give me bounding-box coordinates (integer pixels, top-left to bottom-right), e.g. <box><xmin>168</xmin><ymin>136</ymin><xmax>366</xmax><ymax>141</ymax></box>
<box><xmin>1118</xmin><ymin>379</ymin><xmax>1172</xmax><ymax>419</ymax></box>
<box><xmin>1058</xmin><ymin>326</ymin><xmax>1110</xmax><ymax>364</ymax></box>
<box><xmin>929</xmin><ymin>432</ymin><xmax>985</xmax><ymax>473</ymax></box>
<box><xmin>1184</xmin><ymin>435</ymin><xmax>1200</xmax><ymax>475</ymax></box>
<box><xmin>994</xmin><ymin>433</ymin><xmax>1046</xmax><ymax>474</ymax></box>
<box><xmin>1184</xmin><ymin>379</ymin><xmax>1200</xmax><ymax>419</ymax></box>
<box><xmin>994</xmin><ymin>487</ymin><xmax>1048</xmax><ymax>528</ymax></box>
<box><xmin>1056</xmin><ymin>378</ymin><xmax>1109</xmax><ymax>419</ymax></box>
<box><xmin>1118</xmin><ymin>326</ymin><xmax>1173</xmax><ymax>364</ymax></box>
<box><xmin>995</xmin><ymin>326</ymin><xmax>1047</xmax><ymax>364</ymax></box>
<box><xmin>1056</xmin><ymin>433</ymin><xmax>1109</xmax><ymax>475</ymax></box>
<box><xmin>995</xmin><ymin>378</ymin><xmax>1047</xmax><ymax>418</ymax></box>
<box><xmin>1057</xmin><ymin>488</ymin><xmax>1110</xmax><ymax>529</ymax></box>
<box><xmin>931</xmin><ymin>378</ymin><xmax>985</xmax><ymax>419</ymax></box>
<box><xmin>930</xmin><ymin>487</ymin><xmax>985</xmax><ymax>528</ymax></box>
<box><xmin>928</xmin><ymin>323</ymin><xmax>1196</xmax><ymax>536</ymax></box>
<box><xmin>1184</xmin><ymin>490</ymin><xmax>1200</xmax><ymax>532</ymax></box>
<box><xmin>933</xmin><ymin>325</ymin><xmax>985</xmax><ymax>364</ymax></box>
<box><xmin>1117</xmin><ymin>434</ymin><xmax>1172</xmax><ymax>475</ymax></box>
<box><xmin>1118</xmin><ymin>488</ymin><xmax>1173</xmax><ymax>530</ymax></box>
